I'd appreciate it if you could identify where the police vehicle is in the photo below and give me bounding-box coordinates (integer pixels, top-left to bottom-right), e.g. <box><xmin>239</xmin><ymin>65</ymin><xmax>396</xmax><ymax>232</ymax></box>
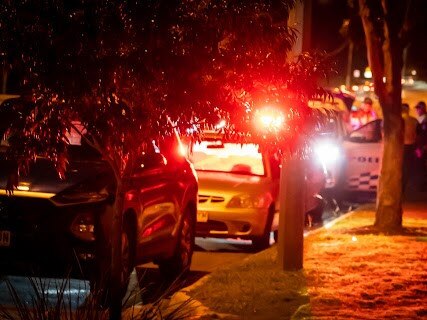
<box><xmin>341</xmin><ymin>119</ymin><xmax>382</xmax><ymax>191</ymax></box>
<box><xmin>309</xmin><ymin>98</ymin><xmax>382</xmax><ymax>195</ymax></box>
<box><xmin>312</xmin><ymin>81</ymin><xmax>427</xmax><ymax>195</ymax></box>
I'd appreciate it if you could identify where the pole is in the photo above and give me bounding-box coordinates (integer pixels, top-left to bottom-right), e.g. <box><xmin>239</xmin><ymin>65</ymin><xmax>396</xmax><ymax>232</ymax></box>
<box><xmin>345</xmin><ymin>41</ymin><xmax>354</xmax><ymax>90</ymax></box>
<box><xmin>402</xmin><ymin>45</ymin><xmax>409</xmax><ymax>78</ymax></box>
<box><xmin>279</xmin><ymin>0</ymin><xmax>310</xmax><ymax>271</ymax></box>
<box><xmin>278</xmin><ymin>155</ymin><xmax>305</xmax><ymax>270</ymax></box>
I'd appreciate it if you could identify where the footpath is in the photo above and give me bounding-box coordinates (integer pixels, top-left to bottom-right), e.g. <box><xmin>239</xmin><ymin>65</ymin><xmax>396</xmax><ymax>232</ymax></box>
<box><xmin>167</xmin><ymin>202</ymin><xmax>427</xmax><ymax>320</ymax></box>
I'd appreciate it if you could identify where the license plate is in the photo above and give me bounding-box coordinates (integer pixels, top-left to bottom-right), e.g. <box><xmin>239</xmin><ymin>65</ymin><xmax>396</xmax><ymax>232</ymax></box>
<box><xmin>197</xmin><ymin>211</ymin><xmax>208</xmax><ymax>223</ymax></box>
<box><xmin>0</xmin><ymin>230</ymin><xmax>11</xmax><ymax>247</ymax></box>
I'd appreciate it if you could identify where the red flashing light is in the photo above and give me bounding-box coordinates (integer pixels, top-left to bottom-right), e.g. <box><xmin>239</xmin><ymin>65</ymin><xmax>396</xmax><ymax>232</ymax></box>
<box><xmin>125</xmin><ymin>192</ymin><xmax>135</xmax><ymax>201</ymax></box>
<box><xmin>254</xmin><ymin>107</ymin><xmax>285</xmax><ymax>130</ymax></box>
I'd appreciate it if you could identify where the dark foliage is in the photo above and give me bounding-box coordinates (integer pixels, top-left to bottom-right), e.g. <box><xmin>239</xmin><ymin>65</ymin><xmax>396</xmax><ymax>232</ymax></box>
<box><xmin>0</xmin><ymin>1</ymin><xmax>332</xmax><ymax>174</ymax></box>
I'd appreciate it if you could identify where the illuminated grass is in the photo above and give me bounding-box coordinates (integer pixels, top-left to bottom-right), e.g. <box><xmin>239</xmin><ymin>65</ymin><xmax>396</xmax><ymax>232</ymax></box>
<box><xmin>189</xmin><ymin>205</ymin><xmax>427</xmax><ymax>319</ymax></box>
<box><xmin>189</xmin><ymin>248</ymin><xmax>311</xmax><ymax>319</ymax></box>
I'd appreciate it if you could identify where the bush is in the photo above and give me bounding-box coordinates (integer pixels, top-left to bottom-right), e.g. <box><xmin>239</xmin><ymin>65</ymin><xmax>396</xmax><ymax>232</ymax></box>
<box><xmin>0</xmin><ymin>275</ymin><xmax>195</xmax><ymax>320</ymax></box>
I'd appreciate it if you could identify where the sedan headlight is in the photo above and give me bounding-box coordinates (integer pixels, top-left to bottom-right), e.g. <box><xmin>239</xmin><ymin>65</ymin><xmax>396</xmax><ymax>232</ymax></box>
<box><xmin>227</xmin><ymin>194</ymin><xmax>270</xmax><ymax>209</ymax></box>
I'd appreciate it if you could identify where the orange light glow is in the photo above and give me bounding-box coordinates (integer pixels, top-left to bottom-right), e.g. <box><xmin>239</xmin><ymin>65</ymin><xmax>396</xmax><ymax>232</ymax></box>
<box><xmin>17</xmin><ymin>185</ymin><xmax>30</xmax><ymax>191</ymax></box>
<box><xmin>178</xmin><ymin>140</ymin><xmax>187</xmax><ymax>157</ymax></box>
<box><xmin>254</xmin><ymin>107</ymin><xmax>285</xmax><ymax>130</ymax></box>
<box><xmin>0</xmin><ymin>190</ymin><xmax>55</xmax><ymax>198</ymax></box>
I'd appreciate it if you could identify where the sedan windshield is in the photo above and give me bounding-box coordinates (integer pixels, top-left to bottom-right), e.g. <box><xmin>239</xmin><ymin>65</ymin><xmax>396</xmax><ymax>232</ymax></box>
<box><xmin>190</xmin><ymin>141</ymin><xmax>265</xmax><ymax>176</ymax></box>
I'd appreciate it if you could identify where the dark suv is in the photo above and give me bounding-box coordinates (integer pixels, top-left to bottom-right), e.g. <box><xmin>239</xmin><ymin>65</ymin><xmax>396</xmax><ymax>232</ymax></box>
<box><xmin>0</xmin><ymin>104</ymin><xmax>198</xmax><ymax>294</ymax></box>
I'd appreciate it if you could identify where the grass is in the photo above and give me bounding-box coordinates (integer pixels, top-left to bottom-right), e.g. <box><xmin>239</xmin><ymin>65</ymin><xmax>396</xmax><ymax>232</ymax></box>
<box><xmin>187</xmin><ymin>248</ymin><xmax>311</xmax><ymax>319</ymax></box>
<box><xmin>187</xmin><ymin>205</ymin><xmax>427</xmax><ymax>319</ymax></box>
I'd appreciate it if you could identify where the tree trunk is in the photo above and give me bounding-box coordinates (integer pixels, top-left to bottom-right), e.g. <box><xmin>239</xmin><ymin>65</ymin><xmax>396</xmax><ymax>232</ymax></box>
<box><xmin>278</xmin><ymin>156</ymin><xmax>305</xmax><ymax>270</ymax></box>
<box><xmin>375</xmin><ymin>104</ymin><xmax>403</xmax><ymax>231</ymax></box>
<box><xmin>375</xmin><ymin>32</ymin><xmax>404</xmax><ymax>232</ymax></box>
<box><xmin>110</xmin><ymin>181</ymin><xmax>124</xmax><ymax>320</ymax></box>
<box><xmin>359</xmin><ymin>0</ymin><xmax>405</xmax><ymax>232</ymax></box>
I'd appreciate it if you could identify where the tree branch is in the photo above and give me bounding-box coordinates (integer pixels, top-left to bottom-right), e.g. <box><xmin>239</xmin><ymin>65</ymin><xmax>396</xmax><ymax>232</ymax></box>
<box><xmin>358</xmin><ymin>0</ymin><xmax>386</xmax><ymax>99</ymax></box>
<box><xmin>323</xmin><ymin>39</ymin><xmax>349</xmax><ymax>60</ymax></box>
<box><xmin>399</xmin><ymin>0</ymin><xmax>414</xmax><ymax>47</ymax></box>
<box><xmin>381</xmin><ymin>0</ymin><xmax>403</xmax><ymax>103</ymax></box>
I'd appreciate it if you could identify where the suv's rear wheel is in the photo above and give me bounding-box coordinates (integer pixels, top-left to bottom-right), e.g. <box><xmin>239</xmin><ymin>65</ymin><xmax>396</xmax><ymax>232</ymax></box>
<box><xmin>158</xmin><ymin>207</ymin><xmax>194</xmax><ymax>280</ymax></box>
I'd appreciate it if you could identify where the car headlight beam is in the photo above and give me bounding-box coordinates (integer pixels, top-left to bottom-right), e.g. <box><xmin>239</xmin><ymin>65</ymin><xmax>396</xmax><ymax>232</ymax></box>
<box><xmin>314</xmin><ymin>142</ymin><xmax>340</xmax><ymax>165</ymax></box>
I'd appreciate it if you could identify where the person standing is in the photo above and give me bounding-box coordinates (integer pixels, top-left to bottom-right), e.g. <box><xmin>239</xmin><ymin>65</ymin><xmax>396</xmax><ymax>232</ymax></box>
<box><xmin>415</xmin><ymin>101</ymin><xmax>427</xmax><ymax>125</ymax></box>
<box><xmin>350</xmin><ymin>97</ymin><xmax>378</xmax><ymax>130</ymax></box>
<box><xmin>415</xmin><ymin>101</ymin><xmax>427</xmax><ymax>190</ymax></box>
<box><xmin>401</xmin><ymin>103</ymin><xmax>418</xmax><ymax>193</ymax></box>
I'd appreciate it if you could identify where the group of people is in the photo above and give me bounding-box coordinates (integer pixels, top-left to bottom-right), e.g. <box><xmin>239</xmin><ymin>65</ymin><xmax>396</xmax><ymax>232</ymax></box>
<box><xmin>402</xmin><ymin>101</ymin><xmax>427</xmax><ymax>192</ymax></box>
<box><xmin>347</xmin><ymin>96</ymin><xmax>427</xmax><ymax>192</ymax></box>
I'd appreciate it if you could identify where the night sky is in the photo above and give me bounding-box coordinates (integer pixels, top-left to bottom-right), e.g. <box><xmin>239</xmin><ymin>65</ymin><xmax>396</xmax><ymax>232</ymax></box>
<box><xmin>311</xmin><ymin>0</ymin><xmax>427</xmax><ymax>84</ymax></box>
<box><xmin>2</xmin><ymin>0</ymin><xmax>426</xmax><ymax>93</ymax></box>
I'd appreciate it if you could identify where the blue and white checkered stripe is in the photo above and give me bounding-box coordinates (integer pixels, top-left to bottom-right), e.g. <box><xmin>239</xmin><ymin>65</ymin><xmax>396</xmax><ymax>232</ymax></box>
<box><xmin>347</xmin><ymin>172</ymin><xmax>379</xmax><ymax>191</ymax></box>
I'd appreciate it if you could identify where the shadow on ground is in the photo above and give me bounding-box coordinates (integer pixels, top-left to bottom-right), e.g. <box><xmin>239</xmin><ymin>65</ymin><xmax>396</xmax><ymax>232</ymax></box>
<box><xmin>132</xmin><ymin>267</ymin><xmax>209</xmax><ymax>304</ymax></box>
<box><xmin>340</xmin><ymin>225</ymin><xmax>427</xmax><ymax>237</ymax></box>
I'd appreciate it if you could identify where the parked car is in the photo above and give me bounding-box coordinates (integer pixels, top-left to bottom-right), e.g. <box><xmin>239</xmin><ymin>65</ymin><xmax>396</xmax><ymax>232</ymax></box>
<box><xmin>335</xmin><ymin>81</ymin><xmax>427</xmax><ymax>193</ymax></box>
<box><xmin>189</xmin><ymin>131</ymin><xmax>325</xmax><ymax>250</ymax></box>
<box><xmin>0</xmin><ymin>98</ymin><xmax>198</xmax><ymax>297</ymax></box>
